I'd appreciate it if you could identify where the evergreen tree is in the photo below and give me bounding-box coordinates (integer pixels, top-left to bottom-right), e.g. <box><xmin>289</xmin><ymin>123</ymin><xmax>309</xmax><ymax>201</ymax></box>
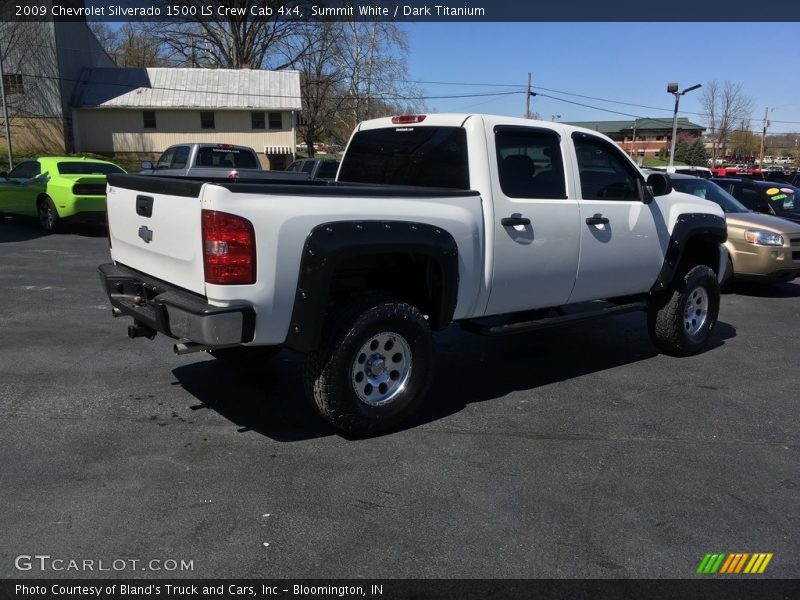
<box><xmin>674</xmin><ymin>138</ymin><xmax>690</xmax><ymax>164</ymax></box>
<box><xmin>688</xmin><ymin>138</ymin><xmax>709</xmax><ymax>166</ymax></box>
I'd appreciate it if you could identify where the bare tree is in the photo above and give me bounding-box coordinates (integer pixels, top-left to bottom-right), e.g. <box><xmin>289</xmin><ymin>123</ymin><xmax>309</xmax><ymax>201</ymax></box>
<box><xmin>147</xmin><ymin>0</ymin><xmax>310</xmax><ymax>69</ymax></box>
<box><xmin>701</xmin><ymin>80</ymin><xmax>754</xmax><ymax>162</ymax></box>
<box><xmin>291</xmin><ymin>23</ymin><xmax>346</xmax><ymax>156</ymax></box>
<box><xmin>332</xmin><ymin>20</ymin><xmax>423</xmax><ymax>134</ymax></box>
<box><xmin>90</xmin><ymin>23</ymin><xmax>171</xmax><ymax>67</ymax></box>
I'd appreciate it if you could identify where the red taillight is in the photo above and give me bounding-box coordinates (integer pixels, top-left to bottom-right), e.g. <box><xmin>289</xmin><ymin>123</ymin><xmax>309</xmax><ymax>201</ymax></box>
<box><xmin>391</xmin><ymin>114</ymin><xmax>426</xmax><ymax>124</ymax></box>
<box><xmin>202</xmin><ymin>210</ymin><xmax>256</xmax><ymax>285</ymax></box>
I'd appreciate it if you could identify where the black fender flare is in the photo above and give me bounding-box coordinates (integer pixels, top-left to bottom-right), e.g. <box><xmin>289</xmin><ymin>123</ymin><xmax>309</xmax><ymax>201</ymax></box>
<box><xmin>285</xmin><ymin>220</ymin><xmax>459</xmax><ymax>352</ymax></box>
<box><xmin>651</xmin><ymin>213</ymin><xmax>727</xmax><ymax>292</ymax></box>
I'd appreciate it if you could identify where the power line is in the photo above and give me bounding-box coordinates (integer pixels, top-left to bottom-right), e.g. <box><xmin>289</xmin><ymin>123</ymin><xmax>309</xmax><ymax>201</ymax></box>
<box><xmin>12</xmin><ymin>70</ymin><xmax>525</xmax><ymax>102</ymax></box>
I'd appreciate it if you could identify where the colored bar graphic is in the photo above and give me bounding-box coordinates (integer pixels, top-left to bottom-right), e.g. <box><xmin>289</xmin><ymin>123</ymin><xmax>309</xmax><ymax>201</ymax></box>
<box><xmin>758</xmin><ymin>553</ymin><xmax>773</xmax><ymax>573</ymax></box>
<box><xmin>697</xmin><ymin>554</ymin><xmax>712</xmax><ymax>574</ymax></box>
<box><xmin>719</xmin><ymin>554</ymin><xmax>736</xmax><ymax>574</ymax></box>
<box><xmin>734</xmin><ymin>553</ymin><xmax>750</xmax><ymax>573</ymax></box>
<box><xmin>698</xmin><ymin>552</ymin><xmax>773</xmax><ymax>575</ymax></box>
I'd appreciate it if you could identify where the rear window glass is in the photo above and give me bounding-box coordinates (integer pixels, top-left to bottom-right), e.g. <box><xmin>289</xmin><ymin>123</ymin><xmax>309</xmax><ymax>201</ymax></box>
<box><xmin>57</xmin><ymin>162</ymin><xmax>124</xmax><ymax>175</ymax></box>
<box><xmin>765</xmin><ymin>186</ymin><xmax>797</xmax><ymax>212</ymax></box>
<box><xmin>317</xmin><ymin>160</ymin><xmax>339</xmax><ymax>179</ymax></box>
<box><xmin>195</xmin><ymin>147</ymin><xmax>258</xmax><ymax>169</ymax></box>
<box><xmin>338</xmin><ymin>126</ymin><xmax>469</xmax><ymax>189</ymax></box>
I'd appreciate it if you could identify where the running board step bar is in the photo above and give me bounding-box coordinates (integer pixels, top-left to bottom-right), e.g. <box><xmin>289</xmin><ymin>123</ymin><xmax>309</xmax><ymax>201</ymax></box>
<box><xmin>461</xmin><ymin>300</ymin><xmax>648</xmax><ymax>336</ymax></box>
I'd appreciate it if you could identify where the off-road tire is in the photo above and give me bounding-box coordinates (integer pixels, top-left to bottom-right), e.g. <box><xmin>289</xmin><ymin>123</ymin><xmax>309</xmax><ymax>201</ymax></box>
<box><xmin>648</xmin><ymin>264</ymin><xmax>720</xmax><ymax>356</ymax></box>
<box><xmin>304</xmin><ymin>295</ymin><xmax>434</xmax><ymax>436</ymax></box>
<box><xmin>37</xmin><ymin>195</ymin><xmax>63</xmax><ymax>233</ymax></box>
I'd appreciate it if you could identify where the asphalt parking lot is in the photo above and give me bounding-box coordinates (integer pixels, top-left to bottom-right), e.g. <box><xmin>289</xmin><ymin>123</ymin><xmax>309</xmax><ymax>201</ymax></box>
<box><xmin>1</xmin><ymin>217</ymin><xmax>798</xmax><ymax>580</ymax></box>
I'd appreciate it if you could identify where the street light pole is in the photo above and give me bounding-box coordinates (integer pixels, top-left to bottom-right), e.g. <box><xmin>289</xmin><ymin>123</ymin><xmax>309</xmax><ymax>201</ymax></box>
<box><xmin>0</xmin><ymin>50</ymin><xmax>13</xmax><ymax>171</ymax></box>
<box><xmin>667</xmin><ymin>83</ymin><xmax>701</xmax><ymax>167</ymax></box>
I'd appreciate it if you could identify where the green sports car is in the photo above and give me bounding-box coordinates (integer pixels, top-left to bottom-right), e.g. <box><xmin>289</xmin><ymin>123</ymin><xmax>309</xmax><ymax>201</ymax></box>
<box><xmin>0</xmin><ymin>156</ymin><xmax>125</xmax><ymax>232</ymax></box>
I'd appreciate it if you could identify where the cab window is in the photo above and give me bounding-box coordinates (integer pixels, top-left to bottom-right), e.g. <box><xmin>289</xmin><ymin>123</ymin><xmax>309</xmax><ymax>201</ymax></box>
<box><xmin>155</xmin><ymin>148</ymin><xmax>175</xmax><ymax>170</ymax></box>
<box><xmin>573</xmin><ymin>134</ymin><xmax>639</xmax><ymax>200</ymax></box>
<box><xmin>495</xmin><ymin>126</ymin><xmax>566</xmax><ymax>199</ymax></box>
<box><xmin>8</xmin><ymin>161</ymin><xmax>40</xmax><ymax>179</ymax></box>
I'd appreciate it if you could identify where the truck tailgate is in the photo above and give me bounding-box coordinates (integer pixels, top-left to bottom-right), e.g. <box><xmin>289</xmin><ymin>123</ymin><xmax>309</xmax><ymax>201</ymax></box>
<box><xmin>106</xmin><ymin>174</ymin><xmax>206</xmax><ymax>295</ymax></box>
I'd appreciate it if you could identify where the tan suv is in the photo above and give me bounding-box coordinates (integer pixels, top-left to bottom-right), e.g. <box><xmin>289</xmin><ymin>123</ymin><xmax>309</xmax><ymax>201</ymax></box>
<box><xmin>667</xmin><ymin>174</ymin><xmax>800</xmax><ymax>283</ymax></box>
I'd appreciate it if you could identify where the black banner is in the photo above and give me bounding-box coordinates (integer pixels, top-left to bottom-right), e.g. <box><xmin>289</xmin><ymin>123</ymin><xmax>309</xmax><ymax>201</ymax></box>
<box><xmin>2</xmin><ymin>0</ymin><xmax>800</xmax><ymax>22</ymax></box>
<box><xmin>2</xmin><ymin>580</ymin><xmax>800</xmax><ymax>600</ymax></box>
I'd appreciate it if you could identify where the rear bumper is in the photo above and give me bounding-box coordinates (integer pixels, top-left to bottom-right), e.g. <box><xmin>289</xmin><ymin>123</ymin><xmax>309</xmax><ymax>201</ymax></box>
<box><xmin>98</xmin><ymin>263</ymin><xmax>255</xmax><ymax>345</ymax></box>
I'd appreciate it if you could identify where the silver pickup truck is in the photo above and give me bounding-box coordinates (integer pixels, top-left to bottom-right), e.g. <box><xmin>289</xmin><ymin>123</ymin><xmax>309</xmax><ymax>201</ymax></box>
<box><xmin>141</xmin><ymin>143</ymin><xmax>309</xmax><ymax>182</ymax></box>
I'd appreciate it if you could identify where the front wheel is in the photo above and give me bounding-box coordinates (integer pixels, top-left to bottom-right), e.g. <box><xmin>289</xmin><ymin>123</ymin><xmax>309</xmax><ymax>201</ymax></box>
<box><xmin>304</xmin><ymin>296</ymin><xmax>434</xmax><ymax>436</ymax></box>
<box><xmin>648</xmin><ymin>264</ymin><xmax>720</xmax><ymax>356</ymax></box>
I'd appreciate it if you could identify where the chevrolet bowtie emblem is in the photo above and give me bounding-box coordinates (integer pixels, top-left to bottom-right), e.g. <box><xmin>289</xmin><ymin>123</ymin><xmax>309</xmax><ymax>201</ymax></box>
<box><xmin>138</xmin><ymin>225</ymin><xmax>153</xmax><ymax>243</ymax></box>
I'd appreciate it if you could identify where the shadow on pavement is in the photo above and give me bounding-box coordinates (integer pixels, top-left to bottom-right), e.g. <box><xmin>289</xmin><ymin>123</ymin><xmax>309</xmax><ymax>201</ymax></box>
<box><xmin>171</xmin><ymin>314</ymin><xmax>737</xmax><ymax>442</ymax></box>
<box><xmin>727</xmin><ymin>280</ymin><xmax>800</xmax><ymax>298</ymax></box>
<box><xmin>0</xmin><ymin>217</ymin><xmax>107</xmax><ymax>242</ymax></box>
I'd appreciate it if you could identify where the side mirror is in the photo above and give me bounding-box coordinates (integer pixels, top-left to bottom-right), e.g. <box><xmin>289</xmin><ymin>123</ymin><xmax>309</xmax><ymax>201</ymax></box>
<box><xmin>141</xmin><ymin>161</ymin><xmax>153</xmax><ymax>170</ymax></box>
<box><xmin>646</xmin><ymin>172</ymin><xmax>672</xmax><ymax>197</ymax></box>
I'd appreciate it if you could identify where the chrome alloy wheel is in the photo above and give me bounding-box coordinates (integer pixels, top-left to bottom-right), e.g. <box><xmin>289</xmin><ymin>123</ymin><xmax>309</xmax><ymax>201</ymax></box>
<box><xmin>350</xmin><ymin>332</ymin><xmax>412</xmax><ymax>406</ymax></box>
<box><xmin>683</xmin><ymin>286</ymin><xmax>709</xmax><ymax>336</ymax></box>
<box><xmin>38</xmin><ymin>201</ymin><xmax>55</xmax><ymax>231</ymax></box>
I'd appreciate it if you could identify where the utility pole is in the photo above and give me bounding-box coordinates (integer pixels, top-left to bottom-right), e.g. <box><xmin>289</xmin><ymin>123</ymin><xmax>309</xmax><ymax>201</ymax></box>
<box><xmin>758</xmin><ymin>107</ymin><xmax>769</xmax><ymax>168</ymax></box>
<box><xmin>0</xmin><ymin>49</ymin><xmax>13</xmax><ymax>171</ymax></box>
<box><xmin>525</xmin><ymin>72</ymin><xmax>531</xmax><ymax>119</ymax></box>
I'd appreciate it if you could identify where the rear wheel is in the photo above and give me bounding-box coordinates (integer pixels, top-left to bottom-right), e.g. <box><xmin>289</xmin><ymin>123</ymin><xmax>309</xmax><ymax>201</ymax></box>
<box><xmin>304</xmin><ymin>295</ymin><xmax>434</xmax><ymax>436</ymax></box>
<box><xmin>648</xmin><ymin>264</ymin><xmax>720</xmax><ymax>356</ymax></box>
<box><xmin>37</xmin><ymin>195</ymin><xmax>62</xmax><ymax>233</ymax></box>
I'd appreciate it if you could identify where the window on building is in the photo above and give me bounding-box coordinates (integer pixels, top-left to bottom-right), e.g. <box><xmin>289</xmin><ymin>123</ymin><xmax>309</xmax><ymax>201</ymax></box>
<box><xmin>268</xmin><ymin>112</ymin><xmax>282</xmax><ymax>130</ymax></box>
<box><xmin>142</xmin><ymin>111</ymin><xmax>156</xmax><ymax>129</ymax></box>
<box><xmin>251</xmin><ymin>112</ymin><xmax>265</xmax><ymax>129</ymax></box>
<box><xmin>200</xmin><ymin>111</ymin><xmax>215</xmax><ymax>129</ymax></box>
<box><xmin>656</xmin><ymin>136</ymin><xmax>664</xmax><ymax>141</ymax></box>
<box><xmin>2</xmin><ymin>74</ymin><xmax>24</xmax><ymax>95</ymax></box>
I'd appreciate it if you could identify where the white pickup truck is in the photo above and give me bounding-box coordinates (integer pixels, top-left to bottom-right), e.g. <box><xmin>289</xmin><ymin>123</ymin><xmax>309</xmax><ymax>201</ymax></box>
<box><xmin>100</xmin><ymin>114</ymin><xmax>728</xmax><ymax>435</ymax></box>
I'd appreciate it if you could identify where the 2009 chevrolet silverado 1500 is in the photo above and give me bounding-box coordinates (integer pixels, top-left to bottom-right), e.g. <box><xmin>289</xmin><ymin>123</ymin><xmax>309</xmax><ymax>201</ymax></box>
<box><xmin>100</xmin><ymin>114</ymin><xmax>728</xmax><ymax>435</ymax></box>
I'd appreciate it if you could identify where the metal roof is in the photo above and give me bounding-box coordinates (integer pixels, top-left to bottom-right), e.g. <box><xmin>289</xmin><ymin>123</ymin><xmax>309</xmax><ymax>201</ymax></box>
<box><xmin>72</xmin><ymin>67</ymin><xmax>301</xmax><ymax>110</ymax></box>
<box><xmin>566</xmin><ymin>117</ymin><xmax>706</xmax><ymax>133</ymax></box>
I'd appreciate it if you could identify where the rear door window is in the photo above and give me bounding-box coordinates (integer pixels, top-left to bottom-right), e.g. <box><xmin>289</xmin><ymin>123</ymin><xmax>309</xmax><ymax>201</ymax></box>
<box><xmin>495</xmin><ymin>126</ymin><xmax>566</xmax><ymax>198</ymax></box>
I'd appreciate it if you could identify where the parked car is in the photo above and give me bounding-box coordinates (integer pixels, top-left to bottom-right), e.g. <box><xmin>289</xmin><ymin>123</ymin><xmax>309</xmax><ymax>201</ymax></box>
<box><xmin>711</xmin><ymin>177</ymin><xmax>800</xmax><ymax>224</ymax></box>
<box><xmin>0</xmin><ymin>156</ymin><xmax>125</xmax><ymax>232</ymax></box>
<box><xmin>666</xmin><ymin>174</ymin><xmax>800</xmax><ymax>283</ymax></box>
<box><xmin>286</xmin><ymin>157</ymin><xmax>340</xmax><ymax>180</ymax></box>
<box><xmin>141</xmin><ymin>143</ymin><xmax>309</xmax><ymax>182</ymax></box>
<box><xmin>100</xmin><ymin>113</ymin><xmax>728</xmax><ymax>435</ymax></box>
<box><xmin>651</xmin><ymin>165</ymin><xmax>712</xmax><ymax>178</ymax></box>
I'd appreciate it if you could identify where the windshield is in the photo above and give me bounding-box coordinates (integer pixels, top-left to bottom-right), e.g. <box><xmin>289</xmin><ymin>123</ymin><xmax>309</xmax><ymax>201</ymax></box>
<box><xmin>671</xmin><ymin>178</ymin><xmax>749</xmax><ymax>213</ymax></box>
<box><xmin>57</xmin><ymin>162</ymin><xmax>124</xmax><ymax>175</ymax></box>
<box><xmin>338</xmin><ymin>126</ymin><xmax>469</xmax><ymax>189</ymax></box>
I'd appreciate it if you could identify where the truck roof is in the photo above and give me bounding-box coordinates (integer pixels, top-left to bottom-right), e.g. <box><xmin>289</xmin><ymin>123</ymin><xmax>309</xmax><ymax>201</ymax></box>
<box><xmin>356</xmin><ymin>113</ymin><xmax>617</xmax><ymax>141</ymax></box>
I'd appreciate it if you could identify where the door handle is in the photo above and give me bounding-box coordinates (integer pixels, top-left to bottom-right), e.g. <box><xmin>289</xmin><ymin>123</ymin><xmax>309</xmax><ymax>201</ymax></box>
<box><xmin>585</xmin><ymin>216</ymin><xmax>609</xmax><ymax>225</ymax></box>
<box><xmin>501</xmin><ymin>216</ymin><xmax>531</xmax><ymax>227</ymax></box>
